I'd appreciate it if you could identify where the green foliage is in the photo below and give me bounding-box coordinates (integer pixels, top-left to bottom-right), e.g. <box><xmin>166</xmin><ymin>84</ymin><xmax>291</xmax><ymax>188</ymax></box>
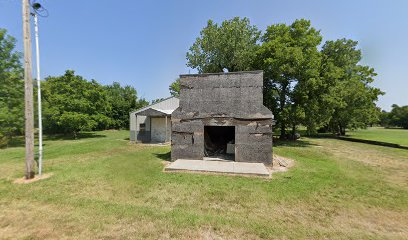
<box><xmin>321</xmin><ymin>39</ymin><xmax>384</xmax><ymax>135</ymax></box>
<box><xmin>41</xmin><ymin>71</ymin><xmax>148</xmax><ymax>136</ymax></box>
<box><xmin>186</xmin><ymin>17</ymin><xmax>260</xmax><ymax>73</ymax></box>
<box><xmin>136</xmin><ymin>98</ymin><xmax>149</xmax><ymax>109</ymax></box>
<box><xmin>187</xmin><ymin>18</ymin><xmax>384</xmax><ymax>138</ymax></box>
<box><xmin>58</xmin><ymin>112</ymin><xmax>97</xmax><ymax>138</ymax></box>
<box><xmin>255</xmin><ymin>19</ymin><xmax>323</xmax><ymax>137</ymax></box>
<box><xmin>169</xmin><ymin>78</ymin><xmax>180</xmax><ymax>97</ymax></box>
<box><xmin>105</xmin><ymin>82</ymin><xmax>140</xmax><ymax>129</ymax></box>
<box><xmin>42</xmin><ymin>70</ymin><xmax>111</xmax><ymax>135</ymax></box>
<box><xmin>0</xmin><ymin>29</ymin><xmax>24</xmax><ymax>146</ymax></box>
<box><xmin>382</xmin><ymin>104</ymin><xmax>408</xmax><ymax>129</ymax></box>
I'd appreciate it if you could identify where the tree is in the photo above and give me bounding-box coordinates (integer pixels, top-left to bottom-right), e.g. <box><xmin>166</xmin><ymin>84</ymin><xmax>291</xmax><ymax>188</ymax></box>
<box><xmin>0</xmin><ymin>29</ymin><xmax>24</xmax><ymax>146</ymax></box>
<box><xmin>255</xmin><ymin>19</ymin><xmax>323</xmax><ymax>138</ymax></box>
<box><xmin>169</xmin><ymin>78</ymin><xmax>180</xmax><ymax>97</ymax></box>
<box><xmin>386</xmin><ymin>104</ymin><xmax>408</xmax><ymax>129</ymax></box>
<box><xmin>135</xmin><ymin>98</ymin><xmax>149</xmax><ymax>110</ymax></box>
<box><xmin>321</xmin><ymin>39</ymin><xmax>383</xmax><ymax>135</ymax></box>
<box><xmin>105</xmin><ymin>82</ymin><xmax>138</xmax><ymax>129</ymax></box>
<box><xmin>186</xmin><ymin>17</ymin><xmax>260</xmax><ymax>73</ymax></box>
<box><xmin>42</xmin><ymin>70</ymin><xmax>111</xmax><ymax>136</ymax></box>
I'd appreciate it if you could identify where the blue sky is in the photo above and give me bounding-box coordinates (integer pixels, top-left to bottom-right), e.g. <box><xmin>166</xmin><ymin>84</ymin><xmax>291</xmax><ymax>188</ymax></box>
<box><xmin>1</xmin><ymin>0</ymin><xmax>407</xmax><ymax>110</ymax></box>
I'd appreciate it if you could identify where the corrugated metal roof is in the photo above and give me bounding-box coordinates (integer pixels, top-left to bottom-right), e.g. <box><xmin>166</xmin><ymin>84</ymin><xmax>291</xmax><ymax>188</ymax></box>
<box><xmin>135</xmin><ymin>107</ymin><xmax>174</xmax><ymax>116</ymax></box>
<box><xmin>130</xmin><ymin>96</ymin><xmax>179</xmax><ymax>115</ymax></box>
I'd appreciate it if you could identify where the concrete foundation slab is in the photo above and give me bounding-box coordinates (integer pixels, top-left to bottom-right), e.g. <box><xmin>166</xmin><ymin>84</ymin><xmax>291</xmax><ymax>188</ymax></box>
<box><xmin>165</xmin><ymin>159</ymin><xmax>270</xmax><ymax>177</ymax></box>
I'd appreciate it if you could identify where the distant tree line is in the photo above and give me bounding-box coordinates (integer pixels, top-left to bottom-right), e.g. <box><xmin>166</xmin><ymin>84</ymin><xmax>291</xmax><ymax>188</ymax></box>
<box><xmin>170</xmin><ymin>17</ymin><xmax>384</xmax><ymax>138</ymax></box>
<box><xmin>380</xmin><ymin>105</ymin><xmax>408</xmax><ymax>129</ymax></box>
<box><xmin>0</xmin><ymin>29</ymin><xmax>148</xmax><ymax>146</ymax></box>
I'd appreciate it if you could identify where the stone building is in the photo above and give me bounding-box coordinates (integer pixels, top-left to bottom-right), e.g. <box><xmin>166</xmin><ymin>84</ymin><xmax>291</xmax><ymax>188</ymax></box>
<box><xmin>171</xmin><ymin>71</ymin><xmax>273</xmax><ymax>165</ymax></box>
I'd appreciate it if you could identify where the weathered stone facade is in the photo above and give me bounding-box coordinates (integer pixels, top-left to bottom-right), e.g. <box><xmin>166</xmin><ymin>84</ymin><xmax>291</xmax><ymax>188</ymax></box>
<box><xmin>171</xmin><ymin>71</ymin><xmax>273</xmax><ymax>165</ymax></box>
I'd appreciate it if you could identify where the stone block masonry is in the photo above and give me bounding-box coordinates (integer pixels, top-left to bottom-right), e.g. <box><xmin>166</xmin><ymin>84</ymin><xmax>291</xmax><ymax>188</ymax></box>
<box><xmin>171</xmin><ymin>71</ymin><xmax>273</xmax><ymax>165</ymax></box>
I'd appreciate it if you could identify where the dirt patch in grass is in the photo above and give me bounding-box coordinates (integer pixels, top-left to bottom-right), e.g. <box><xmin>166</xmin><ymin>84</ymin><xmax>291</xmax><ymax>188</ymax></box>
<box><xmin>271</xmin><ymin>154</ymin><xmax>295</xmax><ymax>174</ymax></box>
<box><xmin>14</xmin><ymin>173</ymin><xmax>54</xmax><ymax>184</ymax></box>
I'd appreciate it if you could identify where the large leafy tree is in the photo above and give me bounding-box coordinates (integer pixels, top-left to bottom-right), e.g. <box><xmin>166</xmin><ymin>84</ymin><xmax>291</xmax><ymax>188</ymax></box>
<box><xmin>42</xmin><ymin>70</ymin><xmax>111</xmax><ymax>137</ymax></box>
<box><xmin>255</xmin><ymin>19</ymin><xmax>323</xmax><ymax>138</ymax></box>
<box><xmin>0</xmin><ymin>29</ymin><xmax>24</xmax><ymax>146</ymax></box>
<box><xmin>186</xmin><ymin>17</ymin><xmax>260</xmax><ymax>73</ymax></box>
<box><xmin>105</xmin><ymin>82</ymin><xmax>140</xmax><ymax>129</ymax></box>
<box><xmin>321</xmin><ymin>39</ymin><xmax>383</xmax><ymax>135</ymax></box>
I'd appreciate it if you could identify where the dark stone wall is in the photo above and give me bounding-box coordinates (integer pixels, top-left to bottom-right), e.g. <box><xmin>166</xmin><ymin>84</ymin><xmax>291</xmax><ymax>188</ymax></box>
<box><xmin>171</xmin><ymin>71</ymin><xmax>273</xmax><ymax>165</ymax></box>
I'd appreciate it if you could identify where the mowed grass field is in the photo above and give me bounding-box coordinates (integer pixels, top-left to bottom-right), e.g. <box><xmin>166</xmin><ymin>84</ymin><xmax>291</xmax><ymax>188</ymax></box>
<box><xmin>347</xmin><ymin>127</ymin><xmax>408</xmax><ymax>147</ymax></box>
<box><xmin>0</xmin><ymin>129</ymin><xmax>407</xmax><ymax>239</ymax></box>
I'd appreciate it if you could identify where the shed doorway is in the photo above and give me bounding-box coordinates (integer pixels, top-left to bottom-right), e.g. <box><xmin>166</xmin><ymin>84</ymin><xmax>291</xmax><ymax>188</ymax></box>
<box><xmin>204</xmin><ymin>126</ymin><xmax>235</xmax><ymax>160</ymax></box>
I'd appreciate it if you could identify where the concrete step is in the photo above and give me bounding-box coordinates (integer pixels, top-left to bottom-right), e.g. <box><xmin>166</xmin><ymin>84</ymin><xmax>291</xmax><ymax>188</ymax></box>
<box><xmin>164</xmin><ymin>159</ymin><xmax>270</xmax><ymax>177</ymax></box>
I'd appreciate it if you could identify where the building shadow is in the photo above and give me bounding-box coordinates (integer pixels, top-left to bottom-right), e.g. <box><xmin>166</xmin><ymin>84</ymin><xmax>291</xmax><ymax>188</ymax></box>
<box><xmin>1</xmin><ymin>132</ymin><xmax>107</xmax><ymax>149</ymax></box>
<box><xmin>44</xmin><ymin>132</ymin><xmax>107</xmax><ymax>141</ymax></box>
<box><xmin>273</xmin><ymin>138</ymin><xmax>318</xmax><ymax>147</ymax></box>
<box><xmin>154</xmin><ymin>151</ymin><xmax>171</xmax><ymax>161</ymax></box>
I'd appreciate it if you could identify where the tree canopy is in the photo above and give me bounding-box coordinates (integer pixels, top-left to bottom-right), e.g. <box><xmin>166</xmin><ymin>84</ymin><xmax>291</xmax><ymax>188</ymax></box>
<box><xmin>41</xmin><ymin>71</ymin><xmax>148</xmax><ymax>137</ymax></box>
<box><xmin>187</xmin><ymin>18</ymin><xmax>384</xmax><ymax>138</ymax></box>
<box><xmin>0</xmin><ymin>29</ymin><xmax>24</xmax><ymax>146</ymax></box>
<box><xmin>380</xmin><ymin>105</ymin><xmax>408</xmax><ymax>129</ymax></box>
<box><xmin>105</xmin><ymin>82</ymin><xmax>147</xmax><ymax>129</ymax></box>
<box><xmin>321</xmin><ymin>39</ymin><xmax>383</xmax><ymax>135</ymax></box>
<box><xmin>169</xmin><ymin>78</ymin><xmax>180</xmax><ymax>97</ymax></box>
<box><xmin>42</xmin><ymin>70</ymin><xmax>111</xmax><ymax>136</ymax></box>
<box><xmin>255</xmin><ymin>19</ymin><xmax>323</xmax><ymax>138</ymax></box>
<box><xmin>186</xmin><ymin>17</ymin><xmax>260</xmax><ymax>73</ymax></box>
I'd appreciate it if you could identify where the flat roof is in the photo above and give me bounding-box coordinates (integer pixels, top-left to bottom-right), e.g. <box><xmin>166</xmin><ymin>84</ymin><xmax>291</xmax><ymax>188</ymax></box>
<box><xmin>179</xmin><ymin>70</ymin><xmax>263</xmax><ymax>78</ymax></box>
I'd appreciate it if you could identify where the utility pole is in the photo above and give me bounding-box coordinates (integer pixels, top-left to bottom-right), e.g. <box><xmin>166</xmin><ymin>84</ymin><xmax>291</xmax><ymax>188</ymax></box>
<box><xmin>33</xmin><ymin>13</ymin><xmax>43</xmax><ymax>176</ymax></box>
<box><xmin>22</xmin><ymin>0</ymin><xmax>35</xmax><ymax>179</ymax></box>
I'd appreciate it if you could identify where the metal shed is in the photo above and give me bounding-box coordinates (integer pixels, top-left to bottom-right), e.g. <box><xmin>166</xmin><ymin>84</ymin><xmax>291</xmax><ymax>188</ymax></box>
<box><xmin>129</xmin><ymin>96</ymin><xmax>179</xmax><ymax>143</ymax></box>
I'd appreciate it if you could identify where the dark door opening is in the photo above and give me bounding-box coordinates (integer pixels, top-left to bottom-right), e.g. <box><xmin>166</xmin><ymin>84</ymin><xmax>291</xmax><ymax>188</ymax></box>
<box><xmin>204</xmin><ymin>126</ymin><xmax>235</xmax><ymax>160</ymax></box>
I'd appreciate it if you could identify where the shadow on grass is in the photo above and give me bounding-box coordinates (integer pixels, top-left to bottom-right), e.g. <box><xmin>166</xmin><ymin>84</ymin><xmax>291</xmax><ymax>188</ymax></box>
<box><xmin>273</xmin><ymin>138</ymin><xmax>318</xmax><ymax>147</ymax></box>
<box><xmin>2</xmin><ymin>136</ymin><xmax>25</xmax><ymax>148</ymax></box>
<box><xmin>154</xmin><ymin>151</ymin><xmax>171</xmax><ymax>161</ymax></box>
<box><xmin>1</xmin><ymin>132</ymin><xmax>107</xmax><ymax>149</ymax></box>
<box><xmin>44</xmin><ymin>132</ymin><xmax>107</xmax><ymax>141</ymax></box>
<box><xmin>310</xmin><ymin>133</ymin><xmax>408</xmax><ymax>150</ymax></box>
<box><xmin>334</xmin><ymin>136</ymin><xmax>408</xmax><ymax>150</ymax></box>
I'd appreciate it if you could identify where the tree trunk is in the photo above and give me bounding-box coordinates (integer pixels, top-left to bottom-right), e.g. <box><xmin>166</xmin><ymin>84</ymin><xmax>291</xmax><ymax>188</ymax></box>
<box><xmin>280</xmin><ymin>126</ymin><xmax>286</xmax><ymax>140</ymax></box>
<box><xmin>339</xmin><ymin>124</ymin><xmax>346</xmax><ymax>136</ymax></box>
<box><xmin>279</xmin><ymin>84</ymin><xmax>288</xmax><ymax>139</ymax></box>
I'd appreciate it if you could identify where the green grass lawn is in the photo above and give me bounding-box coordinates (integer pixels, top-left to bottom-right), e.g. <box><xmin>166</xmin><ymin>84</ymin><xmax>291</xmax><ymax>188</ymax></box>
<box><xmin>0</xmin><ymin>130</ymin><xmax>407</xmax><ymax>239</ymax></box>
<box><xmin>347</xmin><ymin>127</ymin><xmax>408</xmax><ymax>147</ymax></box>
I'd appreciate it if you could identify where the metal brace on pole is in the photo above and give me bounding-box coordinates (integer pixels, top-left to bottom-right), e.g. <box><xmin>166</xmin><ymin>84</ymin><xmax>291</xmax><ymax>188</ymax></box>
<box><xmin>33</xmin><ymin>13</ymin><xmax>43</xmax><ymax>176</ymax></box>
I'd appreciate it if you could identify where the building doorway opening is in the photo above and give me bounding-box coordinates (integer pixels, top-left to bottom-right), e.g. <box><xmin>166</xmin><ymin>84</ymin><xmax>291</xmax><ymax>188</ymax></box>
<box><xmin>204</xmin><ymin>126</ymin><xmax>235</xmax><ymax>160</ymax></box>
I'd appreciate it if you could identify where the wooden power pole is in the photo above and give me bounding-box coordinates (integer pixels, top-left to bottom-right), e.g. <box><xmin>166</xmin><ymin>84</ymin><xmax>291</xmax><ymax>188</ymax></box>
<box><xmin>22</xmin><ymin>0</ymin><xmax>35</xmax><ymax>179</ymax></box>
